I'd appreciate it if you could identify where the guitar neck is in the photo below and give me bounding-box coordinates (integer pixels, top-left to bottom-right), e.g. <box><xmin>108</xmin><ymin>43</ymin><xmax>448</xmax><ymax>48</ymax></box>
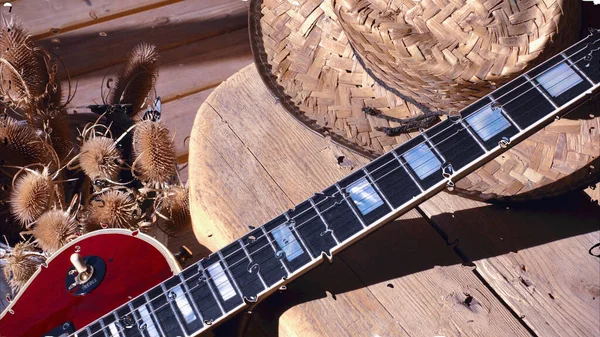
<box><xmin>77</xmin><ymin>32</ymin><xmax>600</xmax><ymax>337</ymax></box>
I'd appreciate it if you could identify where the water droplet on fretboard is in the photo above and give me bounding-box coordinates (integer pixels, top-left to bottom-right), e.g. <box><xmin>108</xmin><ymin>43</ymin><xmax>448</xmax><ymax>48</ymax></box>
<box><xmin>197</xmin><ymin>276</ymin><xmax>208</xmax><ymax>285</ymax></box>
<box><xmin>139</xmin><ymin>323</ymin><xmax>147</xmax><ymax>331</ymax></box>
<box><xmin>275</xmin><ymin>250</ymin><xmax>285</xmax><ymax>259</ymax></box>
<box><xmin>248</xmin><ymin>235</ymin><xmax>256</xmax><ymax>243</ymax></box>
<box><xmin>120</xmin><ymin>316</ymin><xmax>135</xmax><ymax>329</ymax></box>
<box><xmin>168</xmin><ymin>291</ymin><xmax>177</xmax><ymax>301</ymax></box>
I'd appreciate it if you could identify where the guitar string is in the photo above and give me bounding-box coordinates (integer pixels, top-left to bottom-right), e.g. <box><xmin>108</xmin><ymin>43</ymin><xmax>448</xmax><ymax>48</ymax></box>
<box><xmin>76</xmin><ymin>40</ymin><xmax>597</xmax><ymax>337</ymax></box>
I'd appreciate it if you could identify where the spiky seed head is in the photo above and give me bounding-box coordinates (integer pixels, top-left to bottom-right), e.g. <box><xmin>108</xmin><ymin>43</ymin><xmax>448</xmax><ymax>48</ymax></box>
<box><xmin>133</xmin><ymin>120</ymin><xmax>176</xmax><ymax>185</ymax></box>
<box><xmin>0</xmin><ymin>116</ymin><xmax>54</xmax><ymax>168</ymax></box>
<box><xmin>9</xmin><ymin>169</ymin><xmax>53</xmax><ymax>226</ymax></box>
<box><xmin>110</xmin><ymin>43</ymin><xmax>159</xmax><ymax>115</ymax></box>
<box><xmin>86</xmin><ymin>190</ymin><xmax>138</xmax><ymax>230</ymax></box>
<box><xmin>0</xmin><ymin>20</ymin><xmax>52</xmax><ymax>113</ymax></box>
<box><xmin>2</xmin><ymin>241</ymin><xmax>45</xmax><ymax>292</ymax></box>
<box><xmin>79</xmin><ymin>137</ymin><xmax>122</xmax><ymax>181</ymax></box>
<box><xmin>32</xmin><ymin>209</ymin><xmax>78</xmax><ymax>252</ymax></box>
<box><xmin>160</xmin><ymin>185</ymin><xmax>190</xmax><ymax>235</ymax></box>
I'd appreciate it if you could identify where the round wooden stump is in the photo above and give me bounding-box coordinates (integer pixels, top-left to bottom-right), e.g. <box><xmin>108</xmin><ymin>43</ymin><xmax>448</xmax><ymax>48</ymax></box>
<box><xmin>188</xmin><ymin>65</ymin><xmax>543</xmax><ymax>337</ymax></box>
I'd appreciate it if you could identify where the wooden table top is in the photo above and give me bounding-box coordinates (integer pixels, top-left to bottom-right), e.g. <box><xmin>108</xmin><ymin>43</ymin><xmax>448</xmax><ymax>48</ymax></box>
<box><xmin>188</xmin><ymin>64</ymin><xmax>600</xmax><ymax>337</ymax></box>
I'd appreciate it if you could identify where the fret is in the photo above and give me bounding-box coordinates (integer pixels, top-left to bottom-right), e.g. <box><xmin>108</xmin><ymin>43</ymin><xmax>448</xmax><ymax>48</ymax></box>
<box><xmin>314</xmin><ymin>184</ymin><xmax>372</xmax><ymax>239</ymax></box>
<box><xmin>138</xmin><ymin>296</ymin><xmax>165</xmax><ymax>337</ymax></box>
<box><xmin>458</xmin><ymin>118</ymin><xmax>487</xmax><ymax>153</ymax></box>
<box><xmin>220</xmin><ymin>240</ymin><xmax>266</xmax><ymax>302</ymax></box>
<box><xmin>241</xmin><ymin>226</ymin><xmax>288</xmax><ymax>286</ymax></box>
<box><xmin>397</xmin><ymin>136</ymin><xmax>443</xmax><ymax>189</ymax></box>
<box><xmin>238</xmin><ymin>239</ymin><xmax>269</xmax><ymax>289</ymax></box>
<box><xmin>201</xmin><ymin>254</ymin><xmax>244</xmax><ymax>311</ymax></box>
<box><xmin>98</xmin><ymin>319</ymin><xmax>109</xmax><ymax>337</ymax></box>
<box><xmin>269</xmin><ymin>213</ymin><xmax>315</xmax><ymax>269</ymax></box>
<box><xmin>487</xmin><ymin>95</ymin><xmax>522</xmax><ymax>131</ymax></box>
<box><xmin>334</xmin><ymin>183</ymin><xmax>367</xmax><ymax>228</ymax></box>
<box><xmin>86</xmin><ymin>327</ymin><xmax>93</xmax><ymax>337</ymax></box>
<box><xmin>523</xmin><ymin>73</ymin><xmax>559</xmax><ymax>109</ymax></box>
<box><xmin>146</xmin><ymin>286</ymin><xmax>184</xmax><ymax>337</ymax></box>
<box><xmin>178</xmin><ymin>273</ymin><xmax>205</xmax><ymax>325</ymax></box>
<box><xmin>561</xmin><ymin>53</ymin><xmax>595</xmax><ymax>85</ymax></box>
<box><xmin>89</xmin><ymin>321</ymin><xmax>107</xmax><ymax>337</ymax></box>
<box><xmin>286</xmin><ymin>200</ymin><xmax>337</xmax><ymax>257</ymax></box>
<box><xmin>420</xmin><ymin>129</ymin><xmax>446</xmax><ymax>163</ymax></box>
<box><xmin>117</xmin><ymin>304</ymin><xmax>143</xmax><ymax>337</ymax></box>
<box><xmin>361</xmin><ymin>168</ymin><xmax>393</xmax><ymax>210</ymax></box>
<box><xmin>159</xmin><ymin>283</ymin><xmax>188</xmax><ymax>336</ymax></box>
<box><xmin>461</xmin><ymin>97</ymin><xmax>520</xmax><ymax>150</ymax></box>
<box><xmin>260</xmin><ymin>226</ymin><xmax>291</xmax><ymax>276</ymax></box>
<box><xmin>562</xmin><ymin>35</ymin><xmax>600</xmax><ymax>83</ymax></box>
<box><xmin>391</xmin><ymin>151</ymin><xmax>424</xmax><ymax>192</ymax></box>
<box><xmin>162</xmin><ymin>276</ymin><xmax>204</xmax><ymax>334</ymax></box>
<box><xmin>216</xmin><ymin>251</ymin><xmax>245</xmax><ymax>300</ymax></box>
<box><xmin>491</xmin><ymin>76</ymin><xmax>556</xmax><ymax>129</ymax></box>
<box><xmin>181</xmin><ymin>264</ymin><xmax>225</xmax><ymax>323</ymax></box>
<box><xmin>308</xmin><ymin>197</ymin><xmax>340</xmax><ymax>244</ymax></box>
<box><xmin>102</xmin><ymin>313</ymin><xmax>120</xmax><ymax>337</ymax></box>
<box><xmin>367</xmin><ymin>152</ymin><xmax>423</xmax><ymax>208</ymax></box>
<box><xmin>424</xmin><ymin>118</ymin><xmax>485</xmax><ymax>171</ymax></box>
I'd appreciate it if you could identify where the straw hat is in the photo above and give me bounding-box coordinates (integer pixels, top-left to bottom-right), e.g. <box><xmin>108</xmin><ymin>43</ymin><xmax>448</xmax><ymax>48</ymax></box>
<box><xmin>250</xmin><ymin>0</ymin><xmax>595</xmax><ymax>201</ymax></box>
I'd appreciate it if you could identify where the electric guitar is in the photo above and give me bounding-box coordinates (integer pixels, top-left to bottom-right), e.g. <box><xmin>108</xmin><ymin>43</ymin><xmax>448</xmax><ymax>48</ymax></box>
<box><xmin>1</xmin><ymin>30</ymin><xmax>599</xmax><ymax>337</ymax></box>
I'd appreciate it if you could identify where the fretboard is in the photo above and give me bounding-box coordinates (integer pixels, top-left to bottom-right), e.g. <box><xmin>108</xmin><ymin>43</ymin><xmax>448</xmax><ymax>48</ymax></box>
<box><xmin>75</xmin><ymin>31</ymin><xmax>600</xmax><ymax>337</ymax></box>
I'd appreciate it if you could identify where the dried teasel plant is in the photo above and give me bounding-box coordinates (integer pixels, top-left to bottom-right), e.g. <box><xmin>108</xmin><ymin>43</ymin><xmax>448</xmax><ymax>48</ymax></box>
<box><xmin>108</xmin><ymin>43</ymin><xmax>159</xmax><ymax>116</ymax></box>
<box><xmin>0</xmin><ymin>19</ymin><xmax>56</xmax><ymax>121</ymax></box>
<box><xmin>8</xmin><ymin>166</ymin><xmax>65</xmax><ymax>227</ymax></box>
<box><xmin>85</xmin><ymin>189</ymin><xmax>140</xmax><ymax>231</ymax></box>
<box><xmin>26</xmin><ymin>196</ymin><xmax>81</xmax><ymax>252</ymax></box>
<box><xmin>153</xmin><ymin>184</ymin><xmax>191</xmax><ymax>236</ymax></box>
<box><xmin>132</xmin><ymin>119</ymin><xmax>176</xmax><ymax>188</ymax></box>
<box><xmin>1</xmin><ymin>241</ymin><xmax>45</xmax><ymax>292</ymax></box>
<box><xmin>0</xmin><ymin>115</ymin><xmax>55</xmax><ymax>169</ymax></box>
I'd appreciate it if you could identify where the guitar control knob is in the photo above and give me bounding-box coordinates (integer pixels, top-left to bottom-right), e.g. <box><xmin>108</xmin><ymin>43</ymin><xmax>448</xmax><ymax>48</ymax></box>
<box><xmin>70</xmin><ymin>253</ymin><xmax>93</xmax><ymax>283</ymax></box>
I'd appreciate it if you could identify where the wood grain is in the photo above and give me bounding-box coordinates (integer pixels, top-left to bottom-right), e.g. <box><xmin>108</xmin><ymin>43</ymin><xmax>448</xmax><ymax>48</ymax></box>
<box><xmin>419</xmin><ymin>192</ymin><xmax>600</xmax><ymax>337</ymax></box>
<box><xmin>36</xmin><ymin>0</ymin><xmax>248</xmax><ymax>77</ymax></box>
<box><xmin>10</xmin><ymin>0</ymin><xmax>175</xmax><ymax>38</ymax></box>
<box><xmin>188</xmin><ymin>64</ymin><xmax>531</xmax><ymax>337</ymax></box>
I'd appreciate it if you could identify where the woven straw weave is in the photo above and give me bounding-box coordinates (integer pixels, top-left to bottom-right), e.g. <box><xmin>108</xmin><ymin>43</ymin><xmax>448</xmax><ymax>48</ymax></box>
<box><xmin>250</xmin><ymin>0</ymin><xmax>599</xmax><ymax>201</ymax></box>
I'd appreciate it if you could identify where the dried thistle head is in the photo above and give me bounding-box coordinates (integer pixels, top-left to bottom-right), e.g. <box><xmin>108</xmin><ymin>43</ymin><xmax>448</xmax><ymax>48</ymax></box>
<box><xmin>156</xmin><ymin>185</ymin><xmax>190</xmax><ymax>235</ymax></box>
<box><xmin>86</xmin><ymin>190</ymin><xmax>139</xmax><ymax>230</ymax></box>
<box><xmin>0</xmin><ymin>116</ymin><xmax>54</xmax><ymax>168</ymax></box>
<box><xmin>31</xmin><ymin>209</ymin><xmax>78</xmax><ymax>252</ymax></box>
<box><xmin>0</xmin><ymin>19</ymin><xmax>53</xmax><ymax>116</ymax></box>
<box><xmin>110</xmin><ymin>43</ymin><xmax>159</xmax><ymax>115</ymax></box>
<box><xmin>132</xmin><ymin>120</ymin><xmax>176</xmax><ymax>186</ymax></box>
<box><xmin>79</xmin><ymin>137</ymin><xmax>122</xmax><ymax>181</ymax></box>
<box><xmin>9</xmin><ymin>168</ymin><xmax>58</xmax><ymax>226</ymax></box>
<box><xmin>2</xmin><ymin>241</ymin><xmax>45</xmax><ymax>292</ymax></box>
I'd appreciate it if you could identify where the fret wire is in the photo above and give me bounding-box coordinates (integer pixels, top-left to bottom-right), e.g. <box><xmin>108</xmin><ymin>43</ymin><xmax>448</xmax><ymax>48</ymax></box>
<box><xmin>334</xmin><ymin>182</ymin><xmax>367</xmax><ymax>228</ymax></box>
<box><xmin>419</xmin><ymin>131</ymin><xmax>446</xmax><ymax>163</ymax></box>
<box><xmin>86</xmin><ymin>327</ymin><xmax>93</xmax><ymax>337</ymax></box>
<box><xmin>360</xmin><ymin>168</ymin><xmax>394</xmax><ymax>211</ymax></box>
<box><xmin>143</xmin><ymin>293</ymin><xmax>167</xmax><ymax>337</ymax></box>
<box><xmin>160</xmin><ymin>283</ymin><xmax>188</xmax><ymax>336</ymax></box>
<box><xmin>198</xmin><ymin>263</ymin><xmax>226</xmax><ymax>315</ymax></box>
<box><xmin>260</xmin><ymin>226</ymin><xmax>292</xmax><ymax>274</ymax></box>
<box><xmin>523</xmin><ymin>73</ymin><xmax>559</xmax><ymax>109</ymax></box>
<box><xmin>308</xmin><ymin>198</ymin><xmax>341</xmax><ymax>244</ymax></box>
<box><xmin>98</xmin><ymin>319</ymin><xmax>109</xmax><ymax>337</ymax></box>
<box><xmin>561</xmin><ymin>53</ymin><xmax>595</xmax><ymax>85</ymax></box>
<box><xmin>283</xmin><ymin>213</ymin><xmax>316</xmax><ymax>259</ymax></box>
<box><xmin>238</xmin><ymin>239</ymin><xmax>269</xmax><ymax>289</ymax></box>
<box><xmin>178</xmin><ymin>273</ymin><xmax>205</xmax><ymax>325</ymax></box>
<box><xmin>458</xmin><ymin>119</ymin><xmax>488</xmax><ymax>152</ymax></box>
<box><xmin>391</xmin><ymin>151</ymin><xmax>424</xmax><ymax>192</ymax></box>
<box><xmin>486</xmin><ymin>94</ymin><xmax>523</xmax><ymax>131</ymax></box>
<box><xmin>216</xmin><ymin>251</ymin><xmax>245</xmax><ymax>301</ymax></box>
<box><xmin>127</xmin><ymin>303</ymin><xmax>143</xmax><ymax>337</ymax></box>
<box><xmin>111</xmin><ymin>312</ymin><xmax>121</xmax><ymax>337</ymax></box>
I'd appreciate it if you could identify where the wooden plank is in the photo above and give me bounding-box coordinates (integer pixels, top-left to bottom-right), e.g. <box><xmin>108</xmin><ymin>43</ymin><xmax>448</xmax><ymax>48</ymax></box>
<box><xmin>10</xmin><ymin>0</ymin><xmax>175</xmax><ymax>38</ymax></box>
<box><xmin>187</xmin><ymin>65</ymin><xmax>530</xmax><ymax>336</ymax></box>
<box><xmin>65</xmin><ymin>28</ymin><xmax>252</xmax><ymax>112</ymax></box>
<box><xmin>418</xmin><ymin>192</ymin><xmax>600</xmax><ymax>337</ymax></box>
<box><xmin>37</xmin><ymin>0</ymin><xmax>248</xmax><ymax>77</ymax></box>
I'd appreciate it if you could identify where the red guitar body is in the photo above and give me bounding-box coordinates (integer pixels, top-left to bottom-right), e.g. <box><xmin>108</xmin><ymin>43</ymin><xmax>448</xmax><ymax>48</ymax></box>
<box><xmin>0</xmin><ymin>230</ymin><xmax>180</xmax><ymax>337</ymax></box>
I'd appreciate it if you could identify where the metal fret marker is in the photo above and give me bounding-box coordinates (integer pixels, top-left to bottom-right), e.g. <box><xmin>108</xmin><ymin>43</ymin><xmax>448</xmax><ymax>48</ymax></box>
<box><xmin>524</xmin><ymin>74</ymin><xmax>559</xmax><ymax>109</ymax></box>
<box><xmin>391</xmin><ymin>151</ymin><xmax>424</xmax><ymax>192</ymax></box>
<box><xmin>335</xmin><ymin>183</ymin><xmax>367</xmax><ymax>228</ymax></box>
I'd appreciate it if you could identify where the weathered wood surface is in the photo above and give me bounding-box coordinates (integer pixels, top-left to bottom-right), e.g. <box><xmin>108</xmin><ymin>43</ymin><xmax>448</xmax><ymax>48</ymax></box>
<box><xmin>189</xmin><ymin>64</ymin><xmax>535</xmax><ymax>337</ymax></box>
